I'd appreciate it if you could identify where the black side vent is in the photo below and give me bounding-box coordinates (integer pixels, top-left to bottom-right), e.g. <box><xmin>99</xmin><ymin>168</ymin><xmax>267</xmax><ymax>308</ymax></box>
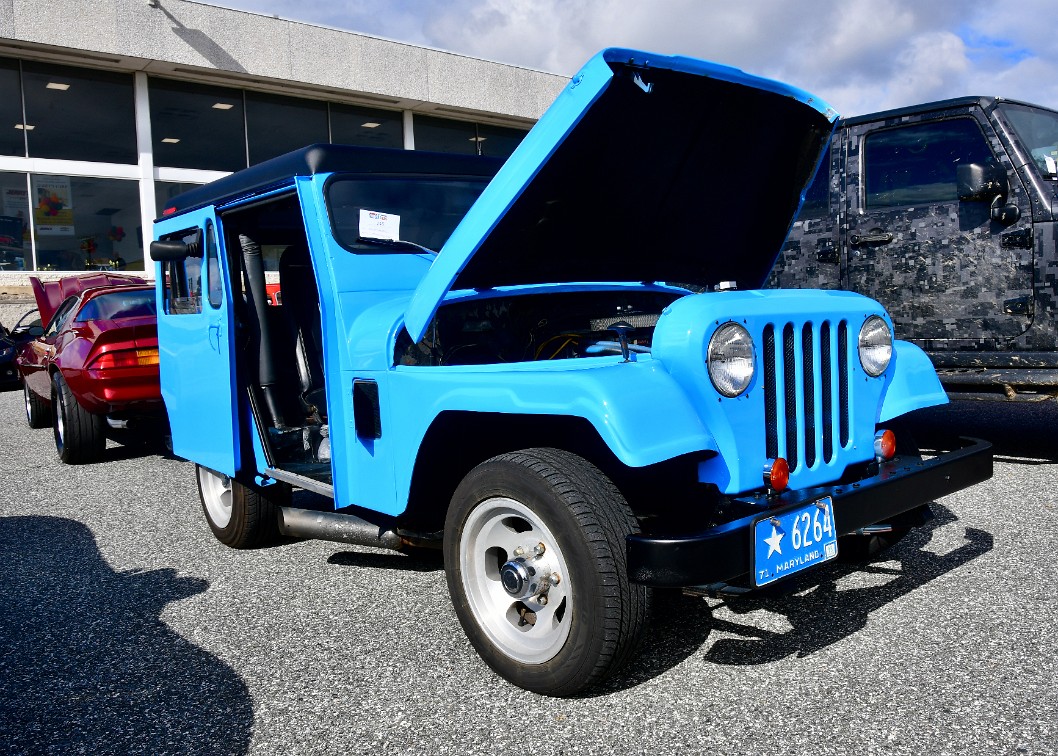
<box><xmin>353</xmin><ymin>379</ymin><xmax>382</xmax><ymax>439</ymax></box>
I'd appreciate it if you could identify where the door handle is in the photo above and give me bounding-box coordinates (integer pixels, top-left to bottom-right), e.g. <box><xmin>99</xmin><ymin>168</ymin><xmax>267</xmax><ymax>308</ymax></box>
<box><xmin>850</xmin><ymin>231</ymin><xmax>894</xmax><ymax>247</ymax></box>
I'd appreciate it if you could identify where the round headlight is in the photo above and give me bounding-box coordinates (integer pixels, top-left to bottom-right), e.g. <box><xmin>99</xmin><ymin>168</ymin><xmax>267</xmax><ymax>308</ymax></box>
<box><xmin>707</xmin><ymin>322</ymin><xmax>755</xmax><ymax>397</ymax></box>
<box><xmin>858</xmin><ymin>315</ymin><xmax>893</xmax><ymax>377</ymax></box>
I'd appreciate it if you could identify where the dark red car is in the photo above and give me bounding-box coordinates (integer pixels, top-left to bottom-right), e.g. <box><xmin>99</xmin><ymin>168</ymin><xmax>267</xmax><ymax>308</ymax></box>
<box><xmin>18</xmin><ymin>275</ymin><xmax>165</xmax><ymax>464</ymax></box>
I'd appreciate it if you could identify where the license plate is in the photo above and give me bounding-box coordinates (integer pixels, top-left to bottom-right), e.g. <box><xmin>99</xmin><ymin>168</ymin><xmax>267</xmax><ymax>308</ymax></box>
<box><xmin>753</xmin><ymin>497</ymin><xmax>838</xmax><ymax>587</ymax></box>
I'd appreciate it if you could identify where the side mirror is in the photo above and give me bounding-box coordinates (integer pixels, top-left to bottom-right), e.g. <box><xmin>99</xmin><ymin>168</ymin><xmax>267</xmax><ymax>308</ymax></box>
<box><xmin>957</xmin><ymin>163</ymin><xmax>1007</xmax><ymax>202</ymax></box>
<box><xmin>27</xmin><ymin>325</ymin><xmax>44</xmax><ymax>338</ymax></box>
<box><xmin>149</xmin><ymin>229</ymin><xmax>203</xmax><ymax>262</ymax></box>
<box><xmin>956</xmin><ymin>163</ymin><xmax>1020</xmax><ymax>226</ymax></box>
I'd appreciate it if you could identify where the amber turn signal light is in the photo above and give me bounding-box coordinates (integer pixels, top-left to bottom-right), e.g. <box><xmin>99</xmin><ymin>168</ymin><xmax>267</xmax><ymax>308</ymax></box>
<box><xmin>763</xmin><ymin>457</ymin><xmax>789</xmax><ymax>492</ymax></box>
<box><xmin>874</xmin><ymin>429</ymin><xmax>896</xmax><ymax>461</ymax></box>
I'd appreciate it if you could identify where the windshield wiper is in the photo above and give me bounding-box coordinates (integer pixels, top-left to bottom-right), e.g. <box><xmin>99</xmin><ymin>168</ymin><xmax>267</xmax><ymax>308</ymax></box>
<box><xmin>356</xmin><ymin>236</ymin><xmax>437</xmax><ymax>255</ymax></box>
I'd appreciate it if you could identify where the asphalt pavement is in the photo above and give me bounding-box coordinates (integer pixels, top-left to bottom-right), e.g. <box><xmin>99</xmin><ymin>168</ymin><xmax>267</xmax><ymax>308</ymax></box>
<box><xmin>1</xmin><ymin>388</ymin><xmax>1056</xmax><ymax>756</ymax></box>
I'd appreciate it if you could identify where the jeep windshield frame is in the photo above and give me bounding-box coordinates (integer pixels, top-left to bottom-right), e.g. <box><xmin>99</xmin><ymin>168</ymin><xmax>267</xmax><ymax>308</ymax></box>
<box><xmin>998</xmin><ymin>102</ymin><xmax>1058</xmax><ymax>179</ymax></box>
<box><xmin>325</xmin><ymin>174</ymin><xmax>492</xmax><ymax>255</ymax></box>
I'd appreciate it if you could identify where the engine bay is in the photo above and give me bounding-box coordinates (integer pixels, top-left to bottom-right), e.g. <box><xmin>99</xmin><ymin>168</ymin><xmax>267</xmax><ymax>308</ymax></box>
<box><xmin>397</xmin><ymin>289</ymin><xmax>686</xmax><ymax>366</ymax></box>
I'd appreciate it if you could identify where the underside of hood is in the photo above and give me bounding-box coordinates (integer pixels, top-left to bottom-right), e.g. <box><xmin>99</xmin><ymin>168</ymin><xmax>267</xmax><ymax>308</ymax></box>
<box><xmin>404</xmin><ymin>48</ymin><xmax>837</xmax><ymax>343</ymax></box>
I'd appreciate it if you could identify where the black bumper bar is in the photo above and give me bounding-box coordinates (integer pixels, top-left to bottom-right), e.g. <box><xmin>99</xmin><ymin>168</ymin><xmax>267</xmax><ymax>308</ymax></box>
<box><xmin>626</xmin><ymin>437</ymin><xmax>993</xmax><ymax>587</ymax></box>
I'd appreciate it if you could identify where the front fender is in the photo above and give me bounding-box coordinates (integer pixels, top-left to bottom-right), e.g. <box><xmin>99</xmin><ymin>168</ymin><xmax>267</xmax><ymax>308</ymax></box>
<box><xmin>877</xmin><ymin>340</ymin><xmax>948</xmax><ymax>422</ymax></box>
<box><xmin>386</xmin><ymin>357</ymin><xmax>717</xmax><ymax>510</ymax></box>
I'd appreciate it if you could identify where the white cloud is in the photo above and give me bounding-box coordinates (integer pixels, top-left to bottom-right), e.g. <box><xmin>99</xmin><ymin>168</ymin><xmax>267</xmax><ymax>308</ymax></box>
<box><xmin>206</xmin><ymin>0</ymin><xmax>1058</xmax><ymax>116</ymax></box>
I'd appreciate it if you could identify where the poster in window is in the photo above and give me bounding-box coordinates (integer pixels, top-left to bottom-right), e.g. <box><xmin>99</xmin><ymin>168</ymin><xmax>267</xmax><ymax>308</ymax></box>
<box><xmin>32</xmin><ymin>176</ymin><xmax>74</xmax><ymax>236</ymax></box>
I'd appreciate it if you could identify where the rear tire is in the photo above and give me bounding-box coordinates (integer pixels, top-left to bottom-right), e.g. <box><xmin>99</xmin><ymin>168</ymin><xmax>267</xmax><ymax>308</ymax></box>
<box><xmin>196</xmin><ymin>465</ymin><xmax>289</xmax><ymax>548</ymax></box>
<box><xmin>444</xmin><ymin>448</ymin><xmax>649</xmax><ymax>696</ymax></box>
<box><xmin>51</xmin><ymin>372</ymin><xmax>105</xmax><ymax>464</ymax></box>
<box><xmin>24</xmin><ymin>380</ymin><xmax>51</xmax><ymax>429</ymax></box>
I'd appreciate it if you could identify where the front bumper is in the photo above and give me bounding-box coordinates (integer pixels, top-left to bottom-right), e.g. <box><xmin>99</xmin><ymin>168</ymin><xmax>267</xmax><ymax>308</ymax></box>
<box><xmin>626</xmin><ymin>437</ymin><xmax>993</xmax><ymax>587</ymax></box>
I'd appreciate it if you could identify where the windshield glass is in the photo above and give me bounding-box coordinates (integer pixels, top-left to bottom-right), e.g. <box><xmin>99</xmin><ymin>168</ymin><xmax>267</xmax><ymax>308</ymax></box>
<box><xmin>76</xmin><ymin>289</ymin><xmax>156</xmax><ymax>321</ymax></box>
<box><xmin>326</xmin><ymin>176</ymin><xmax>490</xmax><ymax>253</ymax></box>
<box><xmin>999</xmin><ymin>103</ymin><xmax>1058</xmax><ymax>179</ymax></box>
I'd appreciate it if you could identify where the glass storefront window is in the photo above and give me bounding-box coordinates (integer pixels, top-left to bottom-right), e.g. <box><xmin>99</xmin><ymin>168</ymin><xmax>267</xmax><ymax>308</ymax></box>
<box><xmin>413</xmin><ymin>115</ymin><xmax>477</xmax><ymax>155</ymax></box>
<box><xmin>156</xmin><ymin>182</ymin><xmax>205</xmax><ymax>219</ymax></box>
<box><xmin>0</xmin><ymin>172</ymin><xmax>30</xmax><ymax>272</ymax></box>
<box><xmin>246</xmin><ymin>92</ymin><xmax>328</xmax><ymax>165</ymax></box>
<box><xmin>476</xmin><ymin>123</ymin><xmax>527</xmax><ymax>159</ymax></box>
<box><xmin>31</xmin><ymin>175</ymin><xmax>142</xmax><ymax>272</ymax></box>
<box><xmin>149</xmin><ymin>78</ymin><xmax>247</xmax><ymax>172</ymax></box>
<box><xmin>1</xmin><ymin>58</ymin><xmax>25</xmax><ymax>158</ymax></box>
<box><xmin>21</xmin><ymin>61</ymin><xmax>136</xmax><ymax>164</ymax></box>
<box><xmin>330</xmin><ymin>103</ymin><xmax>403</xmax><ymax>148</ymax></box>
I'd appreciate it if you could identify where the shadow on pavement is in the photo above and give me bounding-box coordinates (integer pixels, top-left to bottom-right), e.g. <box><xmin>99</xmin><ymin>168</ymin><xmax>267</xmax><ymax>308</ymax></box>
<box><xmin>598</xmin><ymin>503</ymin><xmax>992</xmax><ymax>694</ymax></box>
<box><xmin>0</xmin><ymin>516</ymin><xmax>253</xmax><ymax>755</ymax></box>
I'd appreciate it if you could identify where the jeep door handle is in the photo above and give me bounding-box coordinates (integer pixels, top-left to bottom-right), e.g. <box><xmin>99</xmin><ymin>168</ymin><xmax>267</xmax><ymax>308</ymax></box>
<box><xmin>850</xmin><ymin>231</ymin><xmax>894</xmax><ymax>247</ymax></box>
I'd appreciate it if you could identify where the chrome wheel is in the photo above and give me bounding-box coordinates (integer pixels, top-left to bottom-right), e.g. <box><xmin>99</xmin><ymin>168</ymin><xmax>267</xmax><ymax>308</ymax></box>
<box><xmin>460</xmin><ymin>496</ymin><xmax>572</xmax><ymax>664</ymax></box>
<box><xmin>197</xmin><ymin>466</ymin><xmax>234</xmax><ymax>529</ymax></box>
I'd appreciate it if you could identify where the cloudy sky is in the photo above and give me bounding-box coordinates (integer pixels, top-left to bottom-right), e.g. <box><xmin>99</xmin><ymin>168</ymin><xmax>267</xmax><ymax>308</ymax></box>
<box><xmin>204</xmin><ymin>0</ymin><xmax>1057</xmax><ymax>117</ymax></box>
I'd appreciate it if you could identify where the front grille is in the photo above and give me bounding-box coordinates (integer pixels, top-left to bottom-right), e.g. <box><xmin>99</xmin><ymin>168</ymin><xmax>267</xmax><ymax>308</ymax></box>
<box><xmin>763</xmin><ymin>319</ymin><xmax>850</xmax><ymax>473</ymax></box>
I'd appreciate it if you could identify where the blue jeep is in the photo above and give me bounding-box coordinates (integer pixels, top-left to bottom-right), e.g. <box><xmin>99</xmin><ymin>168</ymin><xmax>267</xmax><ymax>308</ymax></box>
<box><xmin>151</xmin><ymin>49</ymin><xmax>992</xmax><ymax>696</ymax></box>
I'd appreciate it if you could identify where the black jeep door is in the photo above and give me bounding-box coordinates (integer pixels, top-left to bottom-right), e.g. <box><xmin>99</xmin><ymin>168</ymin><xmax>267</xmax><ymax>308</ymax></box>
<box><xmin>842</xmin><ymin>112</ymin><xmax>1034</xmax><ymax>342</ymax></box>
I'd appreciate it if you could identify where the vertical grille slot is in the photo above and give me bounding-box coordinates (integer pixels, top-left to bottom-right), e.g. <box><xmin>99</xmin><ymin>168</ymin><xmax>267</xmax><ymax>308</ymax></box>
<box><xmin>801</xmin><ymin>324</ymin><xmax>816</xmax><ymax>468</ymax></box>
<box><xmin>783</xmin><ymin>324</ymin><xmax>798</xmax><ymax>472</ymax></box>
<box><xmin>762</xmin><ymin>318</ymin><xmax>851</xmax><ymax>475</ymax></box>
<box><xmin>839</xmin><ymin>320</ymin><xmax>850</xmax><ymax>447</ymax></box>
<box><xmin>764</xmin><ymin>325</ymin><xmax>778</xmax><ymax>459</ymax></box>
<box><xmin>820</xmin><ymin>321</ymin><xmax>834</xmax><ymax>463</ymax></box>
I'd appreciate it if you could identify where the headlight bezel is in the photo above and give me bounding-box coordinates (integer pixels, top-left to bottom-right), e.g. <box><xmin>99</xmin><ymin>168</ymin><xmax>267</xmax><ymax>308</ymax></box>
<box><xmin>858</xmin><ymin>314</ymin><xmax>893</xmax><ymax>377</ymax></box>
<box><xmin>707</xmin><ymin>321</ymin><xmax>755</xmax><ymax>398</ymax></box>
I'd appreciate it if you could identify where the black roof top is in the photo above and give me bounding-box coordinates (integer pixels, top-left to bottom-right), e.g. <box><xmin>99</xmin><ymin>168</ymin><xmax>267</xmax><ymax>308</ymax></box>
<box><xmin>841</xmin><ymin>96</ymin><xmax>1057</xmax><ymax>126</ymax></box>
<box><xmin>156</xmin><ymin>144</ymin><xmax>505</xmax><ymax>220</ymax></box>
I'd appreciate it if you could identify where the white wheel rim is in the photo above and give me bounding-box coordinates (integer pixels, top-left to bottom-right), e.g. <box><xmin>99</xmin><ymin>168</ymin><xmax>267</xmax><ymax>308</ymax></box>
<box><xmin>54</xmin><ymin>387</ymin><xmax>65</xmax><ymax>443</ymax></box>
<box><xmin>460</xmin><ymin>497</ymin><xmax>573</xmax><ymax>664</ymax></box>
<box><xmin>198</xmin><ymin>466</ymin><xmax>233</xmax><ymax>528</ymax></box>
<box><xmin>23</xmin><ymin>384</ymin><xmax>32</xmax><ymax>421</ymax></box>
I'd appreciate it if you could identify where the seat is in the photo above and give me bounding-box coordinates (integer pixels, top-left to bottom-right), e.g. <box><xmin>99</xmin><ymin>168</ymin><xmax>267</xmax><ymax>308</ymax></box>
<box><xmin>278</xmin><ymin>245</ymin><xmax>327</xmax><ymax>421</ymax></box>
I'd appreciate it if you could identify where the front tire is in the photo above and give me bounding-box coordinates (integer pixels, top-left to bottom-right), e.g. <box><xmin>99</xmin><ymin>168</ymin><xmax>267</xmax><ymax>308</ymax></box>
<box><xmin>51</xmin><ymin>372</ymin><xmax>105</xmax><ymax>464</ymax></box>
<box><xmin>24</xmin><ymin>380</ymin><xmax>51</xmax><ymax>429</ymax></box>
<box><xmin>444</xmin><ymin>448</ymin><xmax>648</xmax><ymax>696</ymax></box>
<box><xmin>196</xmin><ymin>465</ymin><xmax>289</xmax><ymax>549</ymax></box>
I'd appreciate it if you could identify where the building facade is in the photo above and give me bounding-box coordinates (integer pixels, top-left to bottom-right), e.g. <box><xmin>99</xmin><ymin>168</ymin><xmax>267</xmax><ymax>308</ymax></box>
<box><xmin>0</xmin><ymin>0</ymin><xmax>567</xmax><ymax>284</ymax></box>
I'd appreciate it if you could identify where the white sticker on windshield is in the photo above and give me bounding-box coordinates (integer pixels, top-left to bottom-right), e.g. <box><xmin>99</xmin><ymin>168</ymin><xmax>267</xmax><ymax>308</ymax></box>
<box><xmin>359</xmin><ymin>209</ymin><xmax>400</xmax><ymax>241</ymax></box>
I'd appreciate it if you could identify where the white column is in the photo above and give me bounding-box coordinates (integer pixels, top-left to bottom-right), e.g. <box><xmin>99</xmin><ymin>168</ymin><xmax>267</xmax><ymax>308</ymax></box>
<box><xmin>402</xmin><ymin>110</ymin><xmax>415</xmax><ymax>150</ymax></box>
<box><xmin>133</xmin><ymin>71</ymin><xmax>156</xmax><ymax>279</ymax></box>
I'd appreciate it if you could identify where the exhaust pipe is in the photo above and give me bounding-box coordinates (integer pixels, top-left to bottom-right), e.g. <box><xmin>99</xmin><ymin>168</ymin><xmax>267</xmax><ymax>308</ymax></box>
<box><xmin>277</xmin><ymin>506</ymin><xmax>403</xmax><ymax>550</ymax></box>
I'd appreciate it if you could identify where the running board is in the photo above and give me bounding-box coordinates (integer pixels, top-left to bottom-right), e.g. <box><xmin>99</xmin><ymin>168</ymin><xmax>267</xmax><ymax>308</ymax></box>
<box><xmin>264</xmin><ymin>466</ymin><xmax>334</xmax><ymax>498</ymax></box>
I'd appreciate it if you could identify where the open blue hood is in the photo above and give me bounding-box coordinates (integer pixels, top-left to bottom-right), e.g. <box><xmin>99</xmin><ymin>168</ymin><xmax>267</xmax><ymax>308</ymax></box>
<box><xmin>405</xmin><ymin>48</ymin><xmax>838</xmax><ymax>342</ymax></box>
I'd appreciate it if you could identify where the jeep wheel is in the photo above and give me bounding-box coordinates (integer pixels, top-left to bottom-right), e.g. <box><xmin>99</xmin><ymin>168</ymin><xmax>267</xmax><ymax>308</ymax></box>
<box><xmin>444</xmin><ymin>448</ymin><xmax>649</xmax><ymax>696</ymax></box>
<box><xmin>52</xmin><ymin>372</ymin><xmax>105</xmax><ymax>464</ymax></box>
<box><xmin>196</xmin><ymin>465</ymin><xmax>289</xmax><ymax>549</ymax></box>
<box><xmin>24</xmin><ymin>381</ymin><xmax>51</xmax><ymax>429</ymax></box>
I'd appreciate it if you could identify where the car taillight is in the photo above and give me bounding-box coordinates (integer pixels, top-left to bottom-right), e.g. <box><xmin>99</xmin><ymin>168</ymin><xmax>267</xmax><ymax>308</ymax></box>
<box><xmin>90</xmin><ymin>348</ymin><xmax>159</xmax><ymax>370</ymax></box>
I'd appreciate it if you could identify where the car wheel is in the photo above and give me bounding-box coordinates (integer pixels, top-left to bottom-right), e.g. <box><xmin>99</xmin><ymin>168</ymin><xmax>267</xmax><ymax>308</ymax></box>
<box><xmin>196</xmin><ymin>465</ymin><xmax>289</xmax><ymax>549</ymax></box>
<box><xmin>51</xmin><ymin>372</ymin><xmax>105</xmax><ymax>464</ymax></box>
<box><xmin>444</xmin><ymin>448</ymin><xmax>649</xmax><ymax>696</ymax></box>
<box><xmin>24</xmin><ymin>380</ymin><xmax>51</xmax><ymax>429</ymax></box>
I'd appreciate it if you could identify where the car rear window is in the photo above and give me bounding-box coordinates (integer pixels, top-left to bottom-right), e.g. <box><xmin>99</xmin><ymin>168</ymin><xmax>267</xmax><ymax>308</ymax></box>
<box><xmin>76</xmin><ymin>289</ymin><xmax>157</xmax><ymax>322</ymax></box>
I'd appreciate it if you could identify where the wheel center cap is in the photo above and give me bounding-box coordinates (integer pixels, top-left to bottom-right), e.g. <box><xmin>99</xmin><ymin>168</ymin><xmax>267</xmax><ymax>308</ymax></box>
<box><xmin>500</xmin><ymin>557</ymin><xmax>536</xmax><ymax>599</ymax></box>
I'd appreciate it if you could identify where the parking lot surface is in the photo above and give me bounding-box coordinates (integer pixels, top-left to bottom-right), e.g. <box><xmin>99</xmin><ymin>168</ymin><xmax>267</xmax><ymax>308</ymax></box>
<box><xmin>1</xmin><ymin>389</ymin><xmax>1056</xmax><ymax>755</ymax></box>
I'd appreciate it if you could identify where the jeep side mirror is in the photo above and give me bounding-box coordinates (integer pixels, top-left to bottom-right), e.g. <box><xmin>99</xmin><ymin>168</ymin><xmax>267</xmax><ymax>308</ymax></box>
<box><xmin>956</xmin><ymin>163</ymin><xmax>1020</xmax><ymax>226</ymax></box>
<box><xmin>957</xmin><ymin>163</ymin><xmax>1007</xmax><ymax>202</ymax></box>
<box><xmin>150</xmin><ymin>230</ymin><xmax>203</xmax><ymax>261</ymax></box>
